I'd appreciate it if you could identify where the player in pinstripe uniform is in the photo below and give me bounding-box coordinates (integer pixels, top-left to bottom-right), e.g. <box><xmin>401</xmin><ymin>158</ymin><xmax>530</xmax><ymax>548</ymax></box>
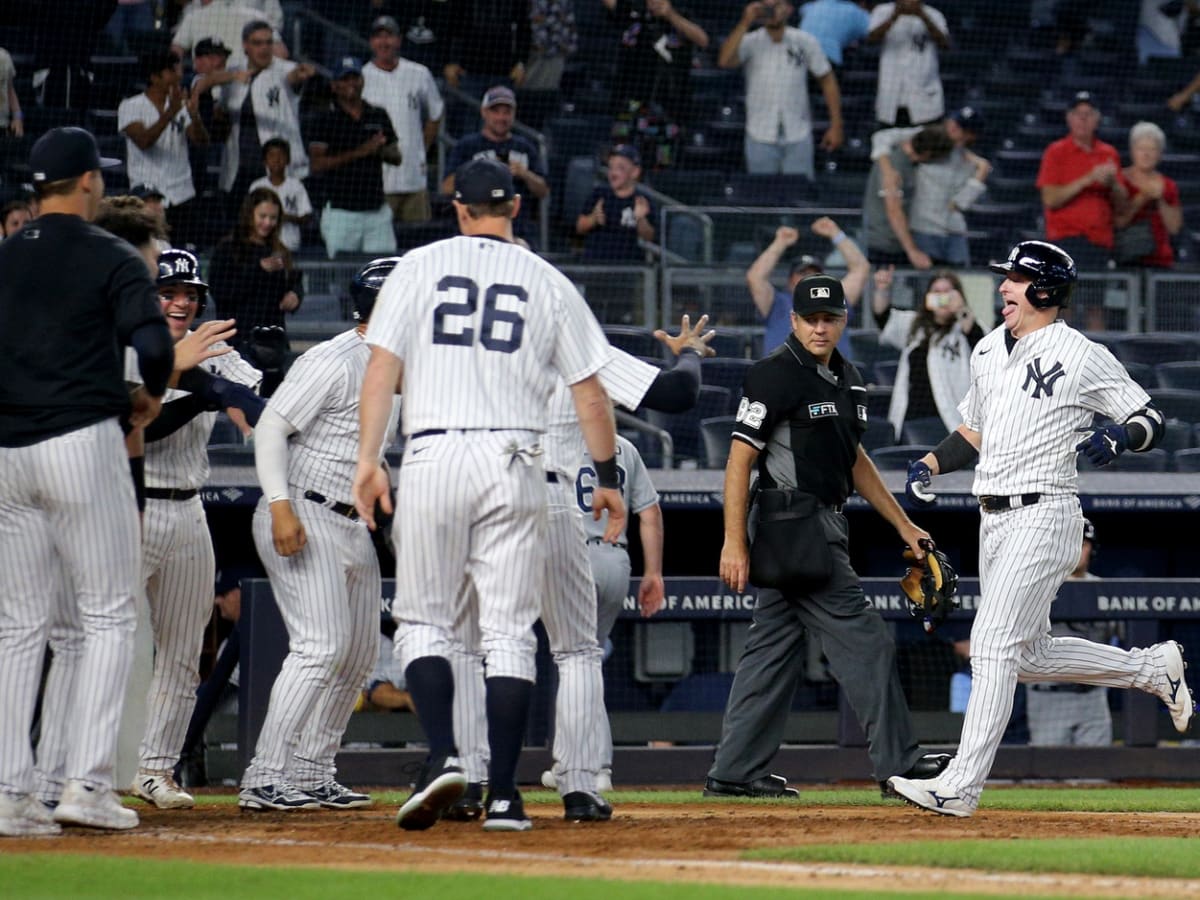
<box><xmin>0</xmin><ymin>128</ymin><xmax>174</xmax><ymax>836</ymax></box>
<box><xmin>239</xmin><ymin>258</ymin><xmax>402</xmax><ymax>811</ymax></box>
<box><xmin>354</xmin><ymin>158</ymin><xmax>624</xmax><ymax>832</ymax></box>
<box><xmin>890</xmin><ymin>241</ymin><xmax>1194</xmax><ymax>817</ymax></box>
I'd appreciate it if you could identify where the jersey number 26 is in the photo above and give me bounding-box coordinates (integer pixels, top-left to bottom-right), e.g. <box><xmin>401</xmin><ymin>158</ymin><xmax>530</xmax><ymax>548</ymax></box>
<box><xmin>433</xmin><ymin>275</ymin><xmax>527</xmax><ymax>354</ymax></box>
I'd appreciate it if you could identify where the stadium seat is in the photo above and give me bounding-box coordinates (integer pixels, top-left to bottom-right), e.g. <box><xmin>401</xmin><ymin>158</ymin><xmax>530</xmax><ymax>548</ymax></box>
<box><xmin>870</xmin><ymin>444</ymin><xmax>933</xmax><ymax>470</ymax></box>
<box><xmin>208</xmin><ymin>414</ymin><xmax>243</xmax><ymax>446</ymax></box>
<box><xmin>848</xmin><ymin>330</ymin><xmax>902</xmax><ymax>371</ymax></box>
<box><xmin>646</xmin><ymin>385</ymin><xmax>732</xmax><ymax>465</ymax></box>
<box><xmin>603</xmin><ymin>325</ymin><xmax>658</xmax><ymax>357</ymax></box>
<box><xmin>1154</xmin><ymin>362</ymin><xmax>1200</xmax><ymax>391</ymax></box>
<box><xmin>207</xmin><ymin>444</ymin><xmax>255</xmax><ymax>467</ymax></box>
<box><xmin>861</xmin><ymin>418</ymin><xmax>897</xmax><ymax>452</ymax></box>
<box><xmin>699</xmin><ymin>415</ymin><xmax>735</xmax><ymax>469</ymax></box>
<box><xmin>561</xmin><ymin>155</ymin><xmax>599</xmax><ymax>226</ymax></box>
<box><xmin>1174</xmin><ymin>448</ymin><xmax>1200</xmax><ymax>472</ymax></box>
<box><xmin>1160</xmin><ymin>419</ymin><xmax>1193</xmax><ymax>454</ymax></box>
<box><xmin>647</xmin><ymin>169</ymin><xmax>725</xmax><ymax>207</ymax></box>
<box><xmin>865</xmin><ymin>385</ymin><xmax>892</xmax><ymax>420</ymax></box>
<box><xmin>994</xmin><ymin>149</ymin><xmax>1044</xmax><ymax>180</ymax></box>
<box><xmin>1148</xmin><ymin>389</ymin><xmax>1200</xmax><ymax>424</ymax></box>
<box><xmin>1124</xmin><ymin>361</ymin><xmax>1157</xmax><ymax>390</ymax></box>
<box><xmin>724</xmin><ymin>173</ymin><xmax>818</xmax><ymax>208</ymax></box>
<box><xmin>872</xmin><ymin>360</ymin><xmax>899</xmax><ymax>387</ymax></box>
<box><xmin>1116</xmin><ymin>334</ymin><xmax>1200</xmax><ymax>366</ymax></box>
<box><xmin>1080</xmin><ymin>448</ymin><xmax>1170</xmax><ymax>473</ymax></box>
<box><xmin>901</xmin><ymin>416</ymin><xmax>949</xmax><ymax>447</ymax></box>
<box><xmin>699</xmin><ymin>358</ymin><xmax>754</xmax><ymax>403</ymax></box>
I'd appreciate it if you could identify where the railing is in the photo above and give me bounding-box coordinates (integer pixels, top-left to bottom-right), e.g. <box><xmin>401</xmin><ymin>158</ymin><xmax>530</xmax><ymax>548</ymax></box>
<box><xmin>616</xmin><ymin>409</ymin><xmax>674</xmax><ymax>469</ymax></box>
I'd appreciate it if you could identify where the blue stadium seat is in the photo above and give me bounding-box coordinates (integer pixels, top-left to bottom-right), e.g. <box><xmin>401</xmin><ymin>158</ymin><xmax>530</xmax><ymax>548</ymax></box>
<box><xmin>1174</xmin><ymin>448</ymin><xmax>1200</xmax><ymax>472</ymax></box>
<box><xmin>699</xmin><ymin>415</ymin><xmax>735</xmax><ymax>469</ymax></box>
<box><xmin>865</xmin><ymin>385</ymin><xmax>892</xmax><ymax>420</ymax></box>
<box><xmin>603</xmin><ymin>325</ymin><xmax>658</xmax><ymax>357</ymax></box>
<box><xmin>1124</xmin><ymin>361</ymin><xmax>1157</xmax><ymax>390</ymax></box>
<box><xmin>699</xmin><ymin>358</ymin><xmax>754</xmax><ymax>403</ymax></box>
<box><xmin>1116</xmin><ymin>334</ymin><xmax>1200</xmax><ymax>366</ymax></box>
<box><xmin>1154</xmin><ymin>362</ymin><xmax>1200</xmax><ymax>391</ymax></box>
<box><xmin>870</xmin><ymin>444</ymin><xmax>933</xmax><ymax>470</ymax></box>
<box><xmin>1148</xmin><ymin>389</ymin><xmax>1200</xmax><ymax>424</ymax></box>
<box><xmin>861</xmin><ymin>418</ymin><xmax>896</xmax><ymax>452</ymax></box>
<box><xmin>1081</xmin><ymin>448</ymin><xmax>1170</xmax><ymax>473</ymax></box>
<box><xmin>725</xmin><ymin>173</ymin><xmax>818</xmax><ymax>208</ymax></box>
<box><xmin>1160</xmin><ymin>419</ymin><xmax>1193</xmax><ymax>454</ymax></box>
<box><xmin>901</xmin><ymin>416</ymin><xmax>949</xmax><ymax>447</ymax></box>
<box><xmin>848</xmin><ymin>330</ymin><xmax>902</xmax><ymax>370</ymax></box>
<box><xmin>646</xmin><ymin>384</ymin><xmax>731</xmax><ymax>465</ymax></box>
<box><xmin>872</xmin><ymin>359</ymin><xmax>899</xmax><ymax>387</ymax></box>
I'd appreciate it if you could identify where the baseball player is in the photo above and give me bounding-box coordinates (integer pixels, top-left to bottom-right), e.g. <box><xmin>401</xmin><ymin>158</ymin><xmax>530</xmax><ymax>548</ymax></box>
<box><xmin>354</xmin><ymin>158</ymin><xmax>623</xmax><ymax>833</ymax></box>
<box><xmin>891</xmin><ymin>241</ymin><xmax>1194</xmax><ymax>817</ymax></box>
<box><xmin>540</xmin><ymin>434</ymin><xmax>665</xmax><ymax>798</ymax></box>
<box><xmin>0</xmin><ymin>128</ymin><xmax>173</xmax><ymax>835</ymax></box>
<box><xmin>240</xmin><ymin>258</ymin><xmax>401</xmax><ymax>811</ymax></box>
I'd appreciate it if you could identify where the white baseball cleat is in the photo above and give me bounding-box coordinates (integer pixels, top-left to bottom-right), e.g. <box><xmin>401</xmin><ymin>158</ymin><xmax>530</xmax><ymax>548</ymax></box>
<box><xmin>1154</xmin><ymin>641</ymin><xmax>1194</xmax><ymax>733</ymax></box>
<box><xmin>0</xmin><ymin>793</ymin><xmax>62</xmax><ymax>837</ymax></box>
<box><xmin>54</xmin><ymin>780</ymin><xmax>139</xmax><ymax>830</ymax></box>
<box><xmin>541</xmin><ymin>768</ymin><xmax>613</xmax><ymax>794</ymax></box>
<box><xmin>131</xmin><ymin>770</ymin><xmax>195</xmax><ymax>809</ymax></box>
<box><xmin>886</xmin><ymin>775</ymin><xmax>975</xmax><ymax>818</ymax></box>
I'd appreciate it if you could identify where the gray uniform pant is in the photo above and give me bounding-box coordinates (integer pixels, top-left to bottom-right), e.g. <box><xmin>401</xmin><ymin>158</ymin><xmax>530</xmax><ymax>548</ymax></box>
<box><xmin>709</xmin><ymin>510</ymin><xmax>923</xmax><ymax>783</ymax></box>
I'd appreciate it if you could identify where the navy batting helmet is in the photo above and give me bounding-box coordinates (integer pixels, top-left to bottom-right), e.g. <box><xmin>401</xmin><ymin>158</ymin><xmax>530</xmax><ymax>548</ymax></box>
<box><xmin>989</xmin><ymin>240</ymin><xmax>1076</xmax><ymax>309</ymax></box>
<box><xmin>349</xmin><ymin>256</ymin><xmax>401</xmax><ymax>322</ymax></box>
<box><xmin>157</xmin><ymin>248</ymin><xmax>208</xmax><ymax>315</ymax></box>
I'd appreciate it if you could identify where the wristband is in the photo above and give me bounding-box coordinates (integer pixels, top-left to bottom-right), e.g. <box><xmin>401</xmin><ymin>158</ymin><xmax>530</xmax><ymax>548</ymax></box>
<box><xmin>931</xmin><ymin>430</ymin><xmax>978</xmax><ymax>475</ymax></box>
<box><xmin>593</xmin><ymin>455</ymin><xmax>620</xmax><ymax>489</ymax></box>
<box><xmin>830</xmin><ymin>230</ymin><xmax>847</xmax><ymax>245</ymax></box>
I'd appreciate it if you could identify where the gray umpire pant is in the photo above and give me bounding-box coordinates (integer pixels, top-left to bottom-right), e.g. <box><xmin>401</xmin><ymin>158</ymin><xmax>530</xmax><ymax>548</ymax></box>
<box><xmin>708</xmin><ymin>509</ymin><xmax>924</xmax><ymax>784</ymax></box>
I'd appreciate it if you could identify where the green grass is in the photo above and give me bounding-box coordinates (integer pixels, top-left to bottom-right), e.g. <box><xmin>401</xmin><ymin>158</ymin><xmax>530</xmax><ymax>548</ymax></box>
<box><xmin>748</xmin><ymin>837</ymin><xmax>1200</xmax><ymax>880</ymax></box>
<box><xmin>192</xmin><ymin>785</ymin><xmax>1200</xmax><ymax>812</ymax></box>
<box><xmin>0</xmin><ymin>855</ymin><xmax>1114</xmax><ymax>900</ymax></box>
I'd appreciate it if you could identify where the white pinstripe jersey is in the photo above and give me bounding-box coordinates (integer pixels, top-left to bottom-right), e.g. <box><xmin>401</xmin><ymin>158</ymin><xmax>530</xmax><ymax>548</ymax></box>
<box><xmin>126</xmin><ymin>342</ymin><xmax>261</xmax><ymax>489</ymax></box>
<box><xmin>580</xmin><ymin>435</ymin><xmax>659</xmax><ymax>543</ymax></box>
<box><xmin>269</xmin><ymin>329</ymin><xmax>401</xmax><ymax>504</ymax></box>
<box><xmin>118</xmin><ymin>93</ymin><xmax>195</xmax><ymax>206</ymax></box>
<box><xmin>367</xmin><ymin>235</ymin><xmax>610</xmax><ymax>434</ymax></box>
<box><xmin>544</xmin><ymin>347</ymin><xmax>659</xmax><ymax>476</ymax></box>
<box><xmin>958</xmin><ymin>322</ymin><xmax>1149</xmax><ymax>497</ymax></box>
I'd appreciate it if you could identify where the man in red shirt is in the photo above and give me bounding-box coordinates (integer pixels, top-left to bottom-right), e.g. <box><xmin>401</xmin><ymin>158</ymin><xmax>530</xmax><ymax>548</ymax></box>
<box><xmin>1036</xmin><ymin>91</ymin><xmax>1128</xmax><ymax>270</ymax></box>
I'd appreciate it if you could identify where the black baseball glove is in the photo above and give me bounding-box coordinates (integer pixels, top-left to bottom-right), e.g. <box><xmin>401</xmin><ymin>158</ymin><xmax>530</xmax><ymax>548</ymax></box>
<box><xmin>900</xmin><ymin>538</ymin><xmax>960</xmax><ymax>633</ymax></box>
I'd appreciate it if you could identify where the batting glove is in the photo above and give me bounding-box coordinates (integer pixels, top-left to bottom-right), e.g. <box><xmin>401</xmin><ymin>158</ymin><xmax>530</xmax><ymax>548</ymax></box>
<box><xmin>905</xmin><ymin>460</ymin><xmax>936</xmax><ymax>507</ymax></box>
<box><xmin>1074</xmin><ymin>423</ymin><xmax>1127</xmax><ymax>467</ymax></box>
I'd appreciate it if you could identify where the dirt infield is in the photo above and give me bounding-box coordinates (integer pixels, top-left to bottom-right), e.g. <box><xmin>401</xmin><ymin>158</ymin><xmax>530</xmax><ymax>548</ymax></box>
<box><xmin>11</xmin><ymin>793</ymin><xmax>1200</xmax><ymax>898</ymax></box>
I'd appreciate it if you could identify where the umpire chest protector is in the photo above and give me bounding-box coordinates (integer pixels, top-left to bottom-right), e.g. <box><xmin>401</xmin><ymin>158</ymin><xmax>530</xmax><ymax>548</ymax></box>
<box><xmin>742</xmin><ymin>335</ymin><xmax>866</xmax><ymax>506</ymax></box>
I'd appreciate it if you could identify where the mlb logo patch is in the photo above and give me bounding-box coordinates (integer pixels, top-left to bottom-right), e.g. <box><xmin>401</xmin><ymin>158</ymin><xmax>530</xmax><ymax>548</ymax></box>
<box><xmin>857</xmin><ymin>404</ymin><xmax>867</xmax><ymax>422</ymax></box>
<box><xmin>808</xmin><ymin>401</ymin><xmax>838</xmax><ymax>419</ymax></box>
<box><xmin>811</xmin><ymin>286</ymin><xmax>831</xmax><ymax>299</ymax></box>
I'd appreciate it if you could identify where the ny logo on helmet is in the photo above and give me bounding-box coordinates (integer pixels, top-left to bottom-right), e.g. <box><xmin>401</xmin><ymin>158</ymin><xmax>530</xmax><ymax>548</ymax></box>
<box><xmin>1022</xmin><ymin>357</ymin><xmax>1066</xmax><ymax>399</ymax></box>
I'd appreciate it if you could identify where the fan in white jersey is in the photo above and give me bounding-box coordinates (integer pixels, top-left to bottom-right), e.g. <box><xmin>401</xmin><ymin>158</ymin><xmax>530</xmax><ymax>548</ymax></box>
<box><xmin>890</xmin><ymin>240</ymin><xmax>1192</xmax><ymax>818</ymax></box>
<box><xmin>239</xmin><ymin>258</ymin><xmax>402</xmax><ymax>812</ymax></box>
<box><xmin>354</xmin><ymin>158</ymin><xmax>624</xmax><ymax>833</ymax></box>
<box><xmin>448</xmin><ymin>318</ymin><xmax>713</xmax><ymax>822</ymax></box>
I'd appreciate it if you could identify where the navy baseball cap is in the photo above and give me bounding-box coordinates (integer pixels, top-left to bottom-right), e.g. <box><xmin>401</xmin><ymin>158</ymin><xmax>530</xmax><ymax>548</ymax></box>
<box><xmin>792</xmin><ymin>273</ymin><xmax>847</xmax><ymax>316</ymax></box>
<box><xmin>611</xmin><ymin>144</ymin><xmax>641</xmax><ymax>166</ymax></box>
<box><xmin>30</xmin><ymin>126</ymin><xmax>121</xmax><ymax>184</ymax></box>
<box><xmin>334</xmin><ymin>56</ymin><xmax>363</xmax><ymax>79</ymax></box>
<box><xmin>949</xmin><ymin>105</ymin><xmax>984</xmax><ymax>134</ymax></box>
<box><xmin>131</xmin><ymin>183</ymin><xmax>165</xmax><ymax>201</ymax></box>
<box><xmin>370</xmin><ymin>15</ymin><xmax>401</xmax><ymax>35</ymax></box>
<box><xmin>481</xmin><ymin>85</ymin><xmax>516</xmax><ymax>109</ymax></box>
<box><xmin>194</xmin><ymin>37</ymin><xmax>231</xmax><ymax>58</ymax></box>
<box><xmin>789</xmin><ymin>254</ymin><xmax>822</xmax><ymax>278</ymax></box>
<box><xmin>454</xmin><ymin>158</ymin><xmax>515</xmax><ymax>204</ymax></box>
<box><xmin>1069</xmin><ymin>90</ymin><xmax>1099</xmax><ymax>112</ymax></box>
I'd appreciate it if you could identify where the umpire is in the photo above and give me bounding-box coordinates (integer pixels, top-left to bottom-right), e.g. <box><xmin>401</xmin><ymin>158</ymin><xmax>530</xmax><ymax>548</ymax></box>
<box><xmin>706</xmin><ymin>274</ymin><xmax>950</xmax><ymax>798</ymax></box>
<box><xmin>0</xmin><ymin>127</ymin><xmax>174</xmax><ymax>834</ymax></box>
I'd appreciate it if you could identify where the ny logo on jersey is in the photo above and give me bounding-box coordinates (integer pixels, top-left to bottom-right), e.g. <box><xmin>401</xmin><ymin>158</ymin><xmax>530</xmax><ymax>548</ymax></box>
<box><xmin>266</xmin><ymin>86</ymin><xmax>281</xmax><ymax>107</ymax></box>
<box><xmin>171</xmin><ymin>117</ymin><xmax>186</xmax><ymax>134</ymax></box>
<box><xmin>284</xmin><ymin>195</ymin><xmax>298</xmax><ymax>213</ymax></box>
<box><xmin>940</xmin><ymin>341</ymin><xmax>962</xmax><ymax>362</ymax></box>
<box><xmin>786</xmin><ymin>46</ymin><xmax>805</xmax><ymax>67</ymax></box>
<box><xmin>407</xmin><ymin>92</ymin><xmax>420</xmax><ymax>110</ymax></box>
<box><xmin>912</xmin><ymin>33</ymin><xmax>929</xmax><ymax>53</ymax></box>
<box><xmin>1022</xmin><ymin>357</ymin><xmax>1067</xmax><ymax>399</ymax></box>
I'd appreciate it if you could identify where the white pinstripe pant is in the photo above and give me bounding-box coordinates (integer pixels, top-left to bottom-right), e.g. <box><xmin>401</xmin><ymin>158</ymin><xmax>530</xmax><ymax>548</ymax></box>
<box><xmin>942</xmin><ymin>496</ymin><xmax>1166</xmax><ymax>807</ymax></box>
<box><xmin>0</xmin><ymin>418</ymin><xmax>140</xmax><ymax>793</ymax></box>
<box><xmin>138</xmin><ymin>495</ymin><xmax>216</xmax><ymax>772</ymax></box>
<box><xmin>243</xmin><ymin>498</ymin><xmax>380</xmax><ymax>789</ymax></box>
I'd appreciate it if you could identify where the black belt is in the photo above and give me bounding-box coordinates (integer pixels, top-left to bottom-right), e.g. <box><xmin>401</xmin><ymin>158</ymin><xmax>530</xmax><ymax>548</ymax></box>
<box><xmin>145</xmin><ymin>487</ymin><xmax>198</xmax><ymax>501</ymax></box>
<box><xmin>411</xmin><ymin>428</ymin><xmax>513</xmax><ymax>439</ymax></box>
<box><xmin>1031</xmin><ymin>683</ymin><xmax>1099</xmax><ymax>694</ymax></box>
<box><xmin>303</xmin><ymin>490</ymin><xmax>359</xmax><ymax>520</ymax></box>
<box><xmin>979</xmin><ymin>493</ymin><xmax>1041</xmax><ymax>513</ymax></box>
<box><xmin>587</xmin><ymin>536</ymin><xmax>628</xmax><ymax>549</ymax></box>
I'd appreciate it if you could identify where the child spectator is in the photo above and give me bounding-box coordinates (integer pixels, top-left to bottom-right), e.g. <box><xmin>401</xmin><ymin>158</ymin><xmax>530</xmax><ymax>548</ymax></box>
<box><xmin>1</xmin><ymin>199</ymin><xmax>32</xmax><ymax>238</ymax></box>
<box><xmin>576</xmin><ymin>145</ymin><xmax>655</xmax><ymax>261</ymax></box>
<box><xmin>249</xmin><ymin>137</ymin><xmax>313</xmax><ymax>253</ymax></box>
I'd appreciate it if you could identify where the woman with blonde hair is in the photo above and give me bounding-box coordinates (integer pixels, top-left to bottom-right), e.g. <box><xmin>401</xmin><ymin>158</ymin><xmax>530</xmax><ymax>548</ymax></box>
<box><xmin>1114</xmin><ymin>121</ymin><xmax>1183</xmax><ymax>268</ymax></box>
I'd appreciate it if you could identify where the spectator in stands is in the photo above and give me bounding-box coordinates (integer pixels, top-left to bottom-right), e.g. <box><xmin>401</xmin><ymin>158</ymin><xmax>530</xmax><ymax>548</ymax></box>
<box><xmin>871</xmin><ymin>265</ymin><xmax>981</xmax><ymax>443</ymax></box>
<box><xmin>745</xmin><ymin>217</ymin><xmax>869</xmax><ymax>357</ymax></box>
<box><xmin>0</xmin><ymin>46</ymin><xmax>24</xmax><ymax>138</ymax></box>
<box><xmin>119</xmin><ymin>50</ymin><xmax>210</xmax><ymax>250</ymax></box>
<box><xmin>576</xmin><ymin>144</ymin><xmax>655</xmax><ymax>260</ymax></box>
<box><xmin>362</xmin><ymin>15</ymin><xmax>445</xmax><ymax>224</ymax></box>
<box><xmin>306</xmin><ymin>57</ymin><xmax>401</xmax><ymax>259</ymax></box>
<box><xmin>129</xmin><ymin>184</ymin><xmax>172</xmax><ymax>252</ymax></box>
<box><xmin>208</xmin><ymin>186</ymin><xmax>303</xmax><ymax>352</ymax></box>
<box><xmin>442</xmin><ymin>86</ymin><xmax>549</xmax><ymax>246</ymax></box>
<box><xmin>603</xmin><ymin>0</ymin><xmax>710</xmax><ymax>123</ymax></box>
<box><xmin>1036</xmin><ymin>91</ymin><xmax>1127</xmax><ymax>270</ymax></box>
<box><xmin>249</xmin><ymin>137</ymin><xmax>312</xmax><ymax>253</ymax></box>
<box><xmin>526</xmin><ymin>1</ymin><xmax>578</xmax><ymax>91</ymax></box>
<box><xmin>1114</xmin><ymin>121</ymin><xmax>1183</xmax><ymax>269</ymax></box>
<box><xmin>27</xmin><ymin>0</ymin><xmax>117</xmax><ymax>109</ymax></box>
<box><xmin>1026</xmin><ymin>519</ymin><xmax>1114</xmax><ymax>747</ymax></box>
<box><xmin>718</xmin><ymin>1</ymin><xmax>844</xmax><ymax>179</ymax></box>
<box><xmin>1167</xmin><ymin>67</ymin><xmax>1200</xmax><ymax>112</ymax></box>
<box><xmin>1</xmin><ymin>199</ymin><xmax>32</xmax><ymax>238</ymax></box>
<box><xmin>359</xmin><ymin>2</ymin><xmax>454</xmax><ymax>74</ymax></box>
<box><xmin>798</xmin><ymin>0</ymin><xmax>870</xmax><ymax>67</ymax></box>
<box><xmin>216</xmin><ymin>20</ymin><xmax>314</xmax><ymax>220</ymax></box>
<box><xmin>442</xmin><ymin>1</ymin><xmax>532</xmax><ymax>94</ymax></box>
<box><xmin>866</xmin><ymin>0</ymin><xmax>948</xmax><ymax>129</ymax></box>
<box><xmin>862</xmin><ymin>124</ymin><xmax>953</xmax><ymax>269</ymax></box>
<box><xmin>1138</xmin><ymin>0</ymin><xmax>1190</xmax><ymax>65</ymax></box>
<box><xmin>104</xmin><ymin>0</ymin><xmax>156</xmax><ymax>55</ymax></box>
<box><xmin>908</xmin><ymin>125</ymin><xmax>991</xmax><ymax>267</ymax></box>
<box><xmin>172</xmin><ymin>0</ymin><xmax>288</xmax><ymax>66</ymax></box>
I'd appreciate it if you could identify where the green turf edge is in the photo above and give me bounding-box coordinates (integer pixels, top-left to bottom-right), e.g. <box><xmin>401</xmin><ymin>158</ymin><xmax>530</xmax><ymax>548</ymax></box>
<box><xmin>190</xmin><ymin>785</ymin><xmax>1200</xmax><ymax>812</ymax></box>
<box><xmin>747</xmin><ymin>837</ymin><xmax>1200</xmax><ymax>880</ymax></box>
<box><xmin>0</xmin><ymin>854</ymin><xmax>1113</xmax><ymax>900</ymax></box>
